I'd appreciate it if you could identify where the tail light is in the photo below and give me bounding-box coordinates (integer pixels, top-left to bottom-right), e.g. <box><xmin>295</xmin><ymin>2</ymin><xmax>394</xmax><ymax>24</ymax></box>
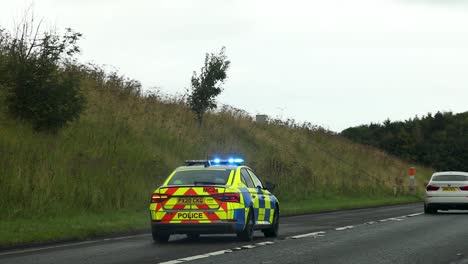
<box><xmin>426</xmin><ymin>185</ymin><xmax>440</xmax><ymax>191</ymax></box>
<box><xmin>459</xmin><ymin>186</ymin><xmax>468</xmax><ymax>191</ymax></box>
<box><xmin>213</xmin><ymin>193</ymin><xmax>240</xmax><ymax>203</ymax></box>
<box><xmin>151</xmin><ymin>193</ymin><xmax>170</xmax><ymax>203</ymax></box>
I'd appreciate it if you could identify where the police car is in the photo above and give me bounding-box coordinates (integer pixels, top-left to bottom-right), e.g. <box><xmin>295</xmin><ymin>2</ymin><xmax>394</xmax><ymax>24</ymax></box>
<box><xmin>149</xmin><ymin>158</ymin><xmax>280</xmax><ymax>243</ymax></box>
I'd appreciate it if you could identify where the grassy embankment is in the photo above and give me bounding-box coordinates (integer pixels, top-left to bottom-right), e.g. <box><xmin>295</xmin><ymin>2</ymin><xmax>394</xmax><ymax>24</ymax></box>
<box><xmin>0</xmin><ymin>72</ymin><xmax>433</xmax><ymax>247</ymax></box>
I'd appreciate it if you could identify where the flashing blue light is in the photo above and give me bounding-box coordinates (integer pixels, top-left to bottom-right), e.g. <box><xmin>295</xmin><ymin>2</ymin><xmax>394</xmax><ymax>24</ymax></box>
<box><xmin>209</xmin><ymin>157</ymin><xmax>244</xmax><ymax>165</ymax></box>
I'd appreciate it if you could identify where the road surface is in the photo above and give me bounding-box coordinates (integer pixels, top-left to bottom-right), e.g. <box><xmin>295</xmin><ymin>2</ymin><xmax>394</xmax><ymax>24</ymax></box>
<box><xmin>3</xmin><ymin>203</ymin><xmax>466</xmax><ymax>264</ymax></box>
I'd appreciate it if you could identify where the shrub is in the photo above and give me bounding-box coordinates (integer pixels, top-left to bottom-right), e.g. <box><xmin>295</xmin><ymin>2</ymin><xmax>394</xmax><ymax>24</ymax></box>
<box><xmin>0</xmin><ymin>19</ymin><xmax>85</xmax><ymax>132</ymax></box>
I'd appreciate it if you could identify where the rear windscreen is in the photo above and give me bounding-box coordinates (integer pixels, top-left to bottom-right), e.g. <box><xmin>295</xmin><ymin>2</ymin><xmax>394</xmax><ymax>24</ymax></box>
<box><xmin>432</xmin><ymin>175</ymin><xmax>468</xmax><ymax>181</ymax></box>
<box><xmin>167</xmin><ymin>170</ymin><xmax>232</xmax><ymax>185</ymax></box>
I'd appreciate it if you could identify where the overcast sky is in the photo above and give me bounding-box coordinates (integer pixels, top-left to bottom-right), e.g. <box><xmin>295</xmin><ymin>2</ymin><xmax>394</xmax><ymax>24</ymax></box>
<box><xmin>1</xmin><ymin>0</ymin><xmax>467</xmax><ymax>131</ymax></box>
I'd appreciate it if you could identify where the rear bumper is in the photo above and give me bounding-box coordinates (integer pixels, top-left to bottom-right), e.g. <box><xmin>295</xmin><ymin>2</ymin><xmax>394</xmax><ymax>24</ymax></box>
<box><xmin>151</xmin><ymin>222</ymin><xmax>238</xmax><ymax>234</ymax></box>
<box><xmin>426</xmin><ymin>203</ymin><xmax>468</xmax><ymax>210</ymax></box>
<box><xmin>425</xmin><ymin>196</ymin><xmax>468</xmax><ymax>210</ymax></box>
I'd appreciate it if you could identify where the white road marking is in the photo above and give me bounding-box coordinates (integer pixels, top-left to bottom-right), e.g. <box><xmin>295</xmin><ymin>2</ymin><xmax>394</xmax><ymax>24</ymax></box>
<box><xmin>242</xmin><ymin>245</ymin><xmax>256</xmax><ymax>249</ymax></box>
<box><xmin>256</xmin><ymin>241</ymin><xmax>275</xmax><ymax>246</ymax></box>
<box><xmin>179</xmin><ymin>254</ymin><xmax>210</xmax><ymax>261</ymax></box>
<box><xmin>392</xmin><ymin>218</ymin><xmax>404</xmax><ymax>221</ymax></box>
<box><xmin>157</xmin><ymin>241</ymin><xmax>275</xmax><ymax>263</ymax></box>
<box><xmin>335</xmin><ymin>226</ymin><xmax>354</xmax><ymax>231</ymax></box>
<box><xmin>0</xmin><ymin>234</ymin><xmax>150</xmax><ymax>257</ymax></box>
<box><xmin>159</xmin><ymin>260</ymin><xmax>185</xmax><ymax>264</ymax></box>
<box><xmin>289</xmin><ymin>231</ymin><xmax>326</xmax><ymax>239</ymax></box>
<box><xmin>378</xmin><ymin>212</ymin><xmax>423</xmax><ymax>223</ymax></box>
<box><xmin>207</xmin><ymin>250</ymin><xmax>229</xmax><ymax>256</ymax></box>
<box><xmin>407</xmin><ymin>213</ymin><xmax>424</xmax><ymax>217</ymax></box>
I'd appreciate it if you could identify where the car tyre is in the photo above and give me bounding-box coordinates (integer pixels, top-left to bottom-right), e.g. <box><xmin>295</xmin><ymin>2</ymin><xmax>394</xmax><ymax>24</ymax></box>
<box><xmin>152</xmin><ymin>229</ymin><xmax>170</xmax><ymax>243</ymax></box>
<box><xmin>424</xmin><ymin>204</ymin><xmax>437</xmax><ymax>214</ymax></box>
<box><xmin>238</xmin><ymin>208</ymin><xmax>254</xmax><ymax>241</ymax></box>
<box><xmin>263</xmin><ymin>207</ymin><xmax>279</xmax><ymax>238</ymax></box>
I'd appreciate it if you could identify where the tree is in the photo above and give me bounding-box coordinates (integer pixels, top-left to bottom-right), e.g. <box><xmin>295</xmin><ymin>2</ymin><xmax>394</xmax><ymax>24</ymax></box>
<box><xmin>0</xmin><ymin>13</ymin><xmax>85</xmax><ymax>132</ymax></box>
<box><xmin>187</xmin><ymin>47</ymin><xmax>230</xmax><ymax>126</ymax></box>
<box><xmin>341</xmin><ymin>111</ymin><xmax>468</xmax><ymax>171</ymax></box>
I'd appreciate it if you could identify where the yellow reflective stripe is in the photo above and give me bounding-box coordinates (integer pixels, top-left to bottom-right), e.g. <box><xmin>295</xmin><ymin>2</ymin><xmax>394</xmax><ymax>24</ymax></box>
<box><xmin>258</xmin><ymin>208</ymin><xmax>266</xmax><ymax>221</ymax></box>
<box><xmin>253</xmin><ymin>192</ymin><xmax>260</xmax><ymax>208</ymax></box>
<box><xmin>263</xmin><ymin>193</ymin><xmax>271</xmax><ymax>209</ymax></box>
<box><xmin>155</xmin><ymin>211</ymin><xmax>165</xmax><ymax>220</ymax></box>
<box><xmin>215</xmin><ymin>211</ymin><xmax>227</xmax><ymax>219</ymax></box>
<box><xmin>174</xmin><ymin>187</ymin><xmax>188</xmax><ymax>196</ymax></box>
<box><xmin>263</xmin><ymin>194</ymin><xmax>270</xmax><ymax>222</ymax></box>
<box><xmin>227</xmin><ymin>169</ymin><xmax>235</xmax><ymax>185</ymax></box>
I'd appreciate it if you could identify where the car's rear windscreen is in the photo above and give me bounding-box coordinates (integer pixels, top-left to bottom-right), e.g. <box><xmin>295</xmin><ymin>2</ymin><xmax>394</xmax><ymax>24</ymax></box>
<box><xmin>167</xmin><ymin>169</ymin><xmax>232</xmax><ymax>185</ymax></box>
<box><xmin>432</xmin><ymin>175</ymin><xmax>468</xmax><ymax>181</ymax></box>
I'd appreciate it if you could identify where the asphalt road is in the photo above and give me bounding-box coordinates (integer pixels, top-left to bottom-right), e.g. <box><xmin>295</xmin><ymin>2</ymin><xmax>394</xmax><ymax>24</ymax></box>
<box><xmin>189</xmin><ymin>209</ymin><xmax>468</xmax><ymax>264</ymax></box>
<box><xmin>0</xmin><ymin>203</ymin><xmax>440</xmax><ymax>264</ymax></box>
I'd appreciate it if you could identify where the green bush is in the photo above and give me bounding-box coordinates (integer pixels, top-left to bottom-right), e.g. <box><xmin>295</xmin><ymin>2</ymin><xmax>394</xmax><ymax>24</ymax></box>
<box><xmin>0</xmin><ymin>23</ymin><xmax>85</xmax><ymax>132</ymax></box>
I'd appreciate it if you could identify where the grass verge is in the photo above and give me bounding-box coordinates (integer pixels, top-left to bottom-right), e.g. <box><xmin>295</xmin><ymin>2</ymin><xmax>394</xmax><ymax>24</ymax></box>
<box><xmin>0</xmin><ymin>195</ymin><xmax>422</xmax><ymax>247</ymax></box>
<box><xmin>280</xmin><ymin>195</ymin><xmax>422</xmax><ymax>215</ymax></box>
<box><xmin>0</xmin><ymin>209</ymin><xmax>148</xmax><ymax>248</ymax></box>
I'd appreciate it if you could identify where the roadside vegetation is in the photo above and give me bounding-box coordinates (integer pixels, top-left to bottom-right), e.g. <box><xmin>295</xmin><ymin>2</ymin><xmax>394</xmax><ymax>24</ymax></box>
<box><xmin>0</xmin><ymin>17</ymin><xmax>433</xmax><ymax>247</ymax></box>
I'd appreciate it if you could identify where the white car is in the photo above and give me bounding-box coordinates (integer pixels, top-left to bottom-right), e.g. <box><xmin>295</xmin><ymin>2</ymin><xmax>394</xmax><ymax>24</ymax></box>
<box><xmin>424</xmin><ymin>171</ymin><xmax>468</xmax><ymax>214</ymax></box>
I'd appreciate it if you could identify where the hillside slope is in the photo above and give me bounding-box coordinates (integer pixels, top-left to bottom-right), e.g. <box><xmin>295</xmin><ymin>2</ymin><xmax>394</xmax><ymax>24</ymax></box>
<box><xmin>0</xmin><ymin>70</ymin><xmax>433</xmax><ymax>245</ymax></box>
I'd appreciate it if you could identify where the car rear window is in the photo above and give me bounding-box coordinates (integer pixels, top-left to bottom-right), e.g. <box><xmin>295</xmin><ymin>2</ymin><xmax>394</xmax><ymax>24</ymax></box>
<box><xmin>167</xmin><ymin>169</ymin><xmax>232</xmax><ymax>185</ymax></box>
<box><xmin>432</xmin><ymin>175</ymin><xmax>468</xmax><ymax>181</ymax></box>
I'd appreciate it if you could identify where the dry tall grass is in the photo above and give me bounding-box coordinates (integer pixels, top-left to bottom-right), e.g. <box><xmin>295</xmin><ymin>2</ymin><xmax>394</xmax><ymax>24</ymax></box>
<box><xmin>0</xmin><ymin>72</ymin><xmax>433</xmax><ymax>218</ymax></box>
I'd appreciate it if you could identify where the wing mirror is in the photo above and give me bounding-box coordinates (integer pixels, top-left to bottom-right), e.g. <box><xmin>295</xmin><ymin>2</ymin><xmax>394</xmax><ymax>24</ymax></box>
<box><xmin>264</xmin><ymin>181</ymin><xmax>276</xmax><ymax>191</ymax></box>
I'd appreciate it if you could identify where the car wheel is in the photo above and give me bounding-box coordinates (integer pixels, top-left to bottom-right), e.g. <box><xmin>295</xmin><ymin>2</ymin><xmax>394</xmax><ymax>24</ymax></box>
<box><xmin>263</xmin><ymin>207</ymin><xmax>279</xmax><ymax>238</ymax></box>
<box><xmin>238</xmin><ymin>208</ymin><xmax>254</xmax><ymax>241</ymax></box>
<box><xmin>152</xmin><ymin>230</ymin><xmax>170</xmax><ymax>243</ymax></box>
<box><xmin>424</xmin><ymin>204</ymin><xmax>437</xmax><ymax>214</ymax></box>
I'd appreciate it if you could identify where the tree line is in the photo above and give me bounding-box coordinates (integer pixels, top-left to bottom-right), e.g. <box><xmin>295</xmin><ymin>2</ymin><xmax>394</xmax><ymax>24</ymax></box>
<box><xmin>341</xmin><ymin>111</ymin><xmax>468</xmax><ymax>172</ymax></box>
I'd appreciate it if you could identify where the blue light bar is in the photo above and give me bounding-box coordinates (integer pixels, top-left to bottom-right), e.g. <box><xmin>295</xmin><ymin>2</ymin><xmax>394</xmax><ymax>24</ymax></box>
<box><xmin>209</xmin><ymin>158</ymin><xmax>244</xmax><ymax>165</ymax></box>
<box><xmin>233</xmin><ymin>158</ymin><xmax>244</xmax><ymax>163</ymax></box>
